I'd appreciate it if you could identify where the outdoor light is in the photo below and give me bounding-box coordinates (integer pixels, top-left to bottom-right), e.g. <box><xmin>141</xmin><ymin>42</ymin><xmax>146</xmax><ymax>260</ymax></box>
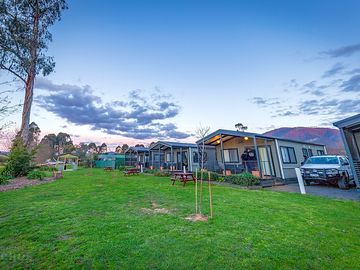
<box><xmin>244</xmin><ymin>137</ymin><xmax>249</xmax><ymax>141</ymax></box>
<box><xmin>216</xmin><ymin>140</ymin><xmax>220</xmax><ymax>144</ymax></box>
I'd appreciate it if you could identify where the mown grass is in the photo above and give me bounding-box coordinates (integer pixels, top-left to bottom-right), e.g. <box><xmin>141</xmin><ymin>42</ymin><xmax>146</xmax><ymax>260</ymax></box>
<box><xmin>0</xmin><ymin>168</ymin><xmax>359</xmax><ymax>269</ymax></box>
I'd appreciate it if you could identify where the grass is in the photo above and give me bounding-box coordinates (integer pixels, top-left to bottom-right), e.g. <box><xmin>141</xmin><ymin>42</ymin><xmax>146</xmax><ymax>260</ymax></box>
<box><xmin>0</xmin><ymin>168</ymin><xmax>359</xmax><ymax>269</ymax></box>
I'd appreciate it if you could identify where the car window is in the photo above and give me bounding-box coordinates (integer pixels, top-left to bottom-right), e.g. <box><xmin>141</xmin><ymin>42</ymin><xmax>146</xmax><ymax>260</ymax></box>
<box><xmin>305</xmin><ymin>156</ymin><xmax>339</xmax><ymax>165</ymax></box>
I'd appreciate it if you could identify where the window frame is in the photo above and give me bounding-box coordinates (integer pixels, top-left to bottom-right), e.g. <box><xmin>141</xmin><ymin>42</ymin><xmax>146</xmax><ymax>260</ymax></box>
<box><xmin>280</xmin><ymin>146</ymin><xmax>297</xmax><ymax>164</ymax></box>
<box><xmin>317</xmin><ymin>149</ymin><xmax>325</xmax><ymax>156</ymax></box>
<box><xmin>223</xmin><ymin>148</ymin><xmax>239</xmax><ymax>163</ymax></box>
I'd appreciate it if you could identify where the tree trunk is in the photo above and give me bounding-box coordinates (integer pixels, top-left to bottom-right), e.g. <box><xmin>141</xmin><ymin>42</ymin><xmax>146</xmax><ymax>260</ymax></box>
<box><xmin>20</xmin><ymin>2</ymin><xmax>39</xmax><ymax>146</ymax></box>
<box><xmin>20</xmin><ymin>74</ymin><xmax>35</xmax><ymax>145</ymax></box>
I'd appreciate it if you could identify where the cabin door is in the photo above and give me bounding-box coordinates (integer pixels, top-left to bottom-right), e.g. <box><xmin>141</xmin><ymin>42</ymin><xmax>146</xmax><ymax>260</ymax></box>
<box><xmin>258</xmin><ymin>146</ymin><xmax>275</xmax><ymax>177</ymax></box>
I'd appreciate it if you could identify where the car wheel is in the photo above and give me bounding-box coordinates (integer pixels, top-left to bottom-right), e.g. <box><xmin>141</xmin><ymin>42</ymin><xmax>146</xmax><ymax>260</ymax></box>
<box><xmin>338</xmin><ymin>175</ymin><xmax>349</xmax><ymax>189</ymax></box>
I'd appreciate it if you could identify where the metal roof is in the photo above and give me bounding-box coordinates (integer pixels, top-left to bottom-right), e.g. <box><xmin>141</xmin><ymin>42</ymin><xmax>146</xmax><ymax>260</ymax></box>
<box><xmin>125</xmin><ymin>146</ymin><xmax>150</xmax><ymax>153</ymax></box>
<box><xmin>196</xmin><ymin>129</ymin><xmax>325</xmax><ymax>147</ymax></box>
<box><xmin>333</xmin><ymin>114</ymin><xmax>360</xmax><ymax>129</ymax></box>
<box><xmin>149</xmin><ymin>141</ymin><xmax>198</xmax><ymax>150</ymax></box>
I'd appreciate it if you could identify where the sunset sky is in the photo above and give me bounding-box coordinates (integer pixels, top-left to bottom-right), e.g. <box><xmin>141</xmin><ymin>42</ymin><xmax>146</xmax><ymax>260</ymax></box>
<box><xmin>2</xmin><ymin>0</ymin><xmax>360</xmax><ymax>150</ymax></box>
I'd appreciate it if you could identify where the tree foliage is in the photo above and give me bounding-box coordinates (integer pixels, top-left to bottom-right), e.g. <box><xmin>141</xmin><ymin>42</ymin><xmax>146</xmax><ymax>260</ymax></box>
<box><xmin>35</xmin><ymin>132</ymin><xmax>74</xmax><ymax>162</ymax></box>
<box><xmin>0</xmin><ymin>0</ymin><xmax>67</xmax><ymax>144</ymax></box>
<box><xmin>4</xmin><ymin>138</ymin><xmax>35</xmax><ymax>177</ymax></box>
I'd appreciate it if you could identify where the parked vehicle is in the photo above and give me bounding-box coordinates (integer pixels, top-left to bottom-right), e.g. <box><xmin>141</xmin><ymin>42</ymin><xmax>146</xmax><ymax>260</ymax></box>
<box><xmin>300</xmin><ymin>155</ymin><xmax>354</xmax><ymax>189</ymax></box>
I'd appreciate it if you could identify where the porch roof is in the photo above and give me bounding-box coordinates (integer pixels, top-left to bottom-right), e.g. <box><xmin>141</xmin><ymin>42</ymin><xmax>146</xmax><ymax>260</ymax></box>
<box><xmin>125</xmin><ymin>146</ymin><xmax>149</xmax><ymax>154</ymax></box>
<box><xmin>196</xmin><ymin>129</ymin><xmax>325</xmax><ymax>147</ymax></box>
<box><xmin>149</xmin><ymin>141</ymin><xmax>197</xmax><ymax>151</ymax></box>
<box><xmin>333</xmin><ymin>114</ymin><xmax>360</xmax><ymax>130</ymax></box>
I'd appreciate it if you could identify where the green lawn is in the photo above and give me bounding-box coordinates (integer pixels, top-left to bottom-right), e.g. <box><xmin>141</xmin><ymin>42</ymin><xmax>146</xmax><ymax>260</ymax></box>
<box><xmin>0</xmin><ymin>169</ymin><xmax>359</xmax><ymax>269</ymax></box>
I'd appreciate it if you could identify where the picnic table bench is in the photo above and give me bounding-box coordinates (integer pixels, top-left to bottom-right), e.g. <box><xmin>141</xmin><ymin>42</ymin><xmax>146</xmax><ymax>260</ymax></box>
<box><xmin>104</xmin><ymin>166</ymin><xmax>114</xmax><ymax>171</ymax></box>
<box><xmin>123</xmin><ymin>168</ymin><xmax>140</xmax><ymax>176</ymax></box>
<box><xmin>171</xmin><ymin>172</ymin><xmax>195</xmax><ymax>186</ymax></box>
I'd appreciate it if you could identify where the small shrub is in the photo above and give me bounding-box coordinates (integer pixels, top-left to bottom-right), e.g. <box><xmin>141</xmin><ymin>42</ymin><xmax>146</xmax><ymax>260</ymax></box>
<box><xmin>38</xmin><ymin>166</ymin><xmax>57</xmax><ymax>172</ymax></box>
<box><xmin>225</xmin><ymin>172</ymin><xmax>260</xmax><ymax>186</ymax></box>
<box><xmin>193</xmin><ymin>171</ymin><xmax>220</xmax><ymax>181</ymax></box>
<box><xmin>5</xmin><ymin>138</ymin><xmax>35</xmax><ymax>177</ymax></box>
<box><xmin>144</xmin><ymin>169</ymin><xmax>157</xmax><ymax>174</ymax></box>
<box><xmin>154</xmin><ymin>170</ymin><xmax>171</xmax><ymax>177</ymax></box>
<box><xmin>27</xmin><ymin>170</ymin><xmax>47</xmax><ymax>180</ymax></box>
<box><xmin>0</xmin><ymin>167</ymin><xmax>12</xmax><ymax>184</ymax></box>
<box><xmin>118</xmin><ymin>166</ymin><xmax>127</xmax><ymax>171</ymax></box>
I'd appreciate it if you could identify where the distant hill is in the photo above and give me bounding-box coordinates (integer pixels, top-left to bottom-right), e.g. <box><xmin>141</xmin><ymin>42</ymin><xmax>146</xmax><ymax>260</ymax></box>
<box><xmin>263</xmin><ymin>127</ymin><xmax>345</xmax><ymax>155</ymax></box>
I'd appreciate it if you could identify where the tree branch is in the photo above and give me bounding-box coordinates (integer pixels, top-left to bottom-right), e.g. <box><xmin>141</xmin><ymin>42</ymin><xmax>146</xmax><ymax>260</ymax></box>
<box><xmin>0</xmin><ymin>63</ymin><xmax>26</xmax><ymax>83</ymax></box>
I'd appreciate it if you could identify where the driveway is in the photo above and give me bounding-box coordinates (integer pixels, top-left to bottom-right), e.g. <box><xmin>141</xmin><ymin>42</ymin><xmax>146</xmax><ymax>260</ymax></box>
<box><xmin>268</xmin><ymin>184</ymin><xmax>360</xmax><ymax>201</ymax></box>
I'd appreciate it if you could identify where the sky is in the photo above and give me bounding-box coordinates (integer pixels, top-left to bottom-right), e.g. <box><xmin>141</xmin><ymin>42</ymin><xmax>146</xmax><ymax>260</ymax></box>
<box><xmin>1</xmin><ymin>0</ymin><xmax>360</xmax><ymax>150</ymax></box>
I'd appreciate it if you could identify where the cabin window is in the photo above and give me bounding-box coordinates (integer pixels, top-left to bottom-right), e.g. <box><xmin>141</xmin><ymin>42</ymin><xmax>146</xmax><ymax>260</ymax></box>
<box><xmin>193</xmin><ymin>152</ymin><xmax>199</xmax><ymax>163</ymax></box>
<box><xmin>302</xmin><ymin>148</ymin><xmax>314</xmax><ymax>159</ymax></box>
<box><xmin>302</xmin><ymin>148</ymin><xmax>309</xmax><ymax>159</ymax></box>
<box><xmin>166</xmin><ymin>153</ymin><xmax>171</xmax><ymax>162</ymax></box>
<box><xmin>280</xmin><ymin>147</ymin><xmax>297</xmax><ymax>164</ymax></box>
<box><xmin>317</xmin><ymin>150</ymin><xmax>325</xmax><ymax>155</ymax></box>
<box><xmin>224</xmin><ymin>149</ymin><xmax>239</xmax><ymax>163</ymax></box>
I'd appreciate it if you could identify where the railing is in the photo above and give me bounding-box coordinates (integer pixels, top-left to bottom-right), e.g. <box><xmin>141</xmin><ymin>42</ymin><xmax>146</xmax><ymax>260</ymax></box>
<box><xmin>353</xmin><ymin>160</ymin><xmax>360</xmax><ymax>180</ymax></box>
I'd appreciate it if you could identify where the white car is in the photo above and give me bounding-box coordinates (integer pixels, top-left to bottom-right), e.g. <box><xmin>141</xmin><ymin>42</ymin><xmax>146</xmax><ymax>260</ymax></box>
<box><xmin>300</xmin><ymin>155</ymin><xmax>354</xmax><ymax>189</ymax></box>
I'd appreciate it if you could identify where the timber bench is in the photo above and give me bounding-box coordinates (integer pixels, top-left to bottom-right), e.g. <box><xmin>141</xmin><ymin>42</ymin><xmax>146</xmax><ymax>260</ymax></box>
<box><xmin>123</xmin><ymin>168</ymin><xmax>140</xmax><ymax>176</ymax></box>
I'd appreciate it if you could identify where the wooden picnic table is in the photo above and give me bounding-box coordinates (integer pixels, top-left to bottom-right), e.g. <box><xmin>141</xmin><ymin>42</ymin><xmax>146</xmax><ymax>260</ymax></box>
<box><xmin>171</xmin><ymin>172</ymin><xmax>195</xmax><ymax>186</ymax></box>
<box><xmin>104</xmin><ymin>166</ymin><xmax>114</xmax><ymax>171</ymax></box>
<box><xmin>123</xmin><ymin>168</ymin><xmax>140</xmax><ymax>176</ymax></box>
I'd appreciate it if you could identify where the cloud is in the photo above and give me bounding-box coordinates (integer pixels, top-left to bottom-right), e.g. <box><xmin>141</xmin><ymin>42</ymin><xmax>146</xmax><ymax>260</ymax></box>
<box><xmin>274</xmin><ymin>110</ymin><xmax>299</xmax><ymax>117</ymax></box>
<box><xmin>301</xmin><ymin>81</ymin><xmax>326</xmax><ymax>97</ymax></box>
<box><xmin>347</xmin><ymin>68</ymin><xmax>360</xmax><ymax>75</ymax></box>
<box><xmin>321</xmin><ymin>43</ymin><xmax>360</xmax><ymax>58</ymax></box>
<box><xmin>251</xmin><ymin>97</ymin><xmax>280</xmax><ymax>107</ymax></box>
<box><xmin>340</xmin><ymin>74</ymin><xmax>360</xmax><ymax>92</ymax></box>
<box><xmin>321</xmin><ymin>62</ymin><xmax>345</xmax><ymax>78</ymax></box>
<box><xmin>34</xmin><ymin>78</ymin><xmax>190</xmax><ymax>140</ymax></box>
<box><xmin>299</xmin><ymin>98</ymin><xmax>360</xmax><ymax>116</ymax></box>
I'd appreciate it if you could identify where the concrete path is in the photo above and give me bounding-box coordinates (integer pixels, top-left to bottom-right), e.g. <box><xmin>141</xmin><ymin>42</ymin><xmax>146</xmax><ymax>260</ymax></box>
<box><xmin>267</xmin><ymin>184</ymin><xmax>360</xmax><ymax>201</ymax></box>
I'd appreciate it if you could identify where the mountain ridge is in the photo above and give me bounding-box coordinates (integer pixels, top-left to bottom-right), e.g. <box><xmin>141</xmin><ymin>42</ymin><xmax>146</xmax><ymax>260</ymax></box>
<box><xmin>263</xmin><ymin>127</ymin><xmax>345</xmax><ymax>155</ymax></box>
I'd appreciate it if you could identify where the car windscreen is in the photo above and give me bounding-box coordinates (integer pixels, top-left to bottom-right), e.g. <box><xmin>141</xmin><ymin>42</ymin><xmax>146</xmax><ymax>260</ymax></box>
<box><xmin>305</xmin><ymin>156</ymin><xmax>339</xmax><ymax>165</ymax></box>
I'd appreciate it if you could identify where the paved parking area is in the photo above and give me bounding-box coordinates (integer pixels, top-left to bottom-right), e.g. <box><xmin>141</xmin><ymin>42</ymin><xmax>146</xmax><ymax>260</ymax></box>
<box><xmin>268</xmin><ymin>184</ymin><xmax>360</xmax><ymax>201</ymax></box>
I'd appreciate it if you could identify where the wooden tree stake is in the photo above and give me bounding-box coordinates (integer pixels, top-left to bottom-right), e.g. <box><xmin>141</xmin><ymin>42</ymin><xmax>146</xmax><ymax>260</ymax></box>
<box><xmin>208</xmin><ymin>171</ymin><xmax>213</xmax><ymax>219</ymax></box>
<box><xmin>195</xmin><ymin>168</ymin><xmax>198</xmax><ymax>213</ymax></box>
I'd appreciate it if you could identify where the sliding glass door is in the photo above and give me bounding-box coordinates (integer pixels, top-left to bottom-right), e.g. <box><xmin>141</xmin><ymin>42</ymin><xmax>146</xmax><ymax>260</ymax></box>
<box><xmin>258</xmin><ymin>146</ymin><xmax>275</xmax><ymax>177</ymax></box>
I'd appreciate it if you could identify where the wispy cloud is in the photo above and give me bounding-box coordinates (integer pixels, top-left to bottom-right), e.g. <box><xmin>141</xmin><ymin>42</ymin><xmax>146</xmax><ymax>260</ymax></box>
<box><xmin>35</xmin><ymin>78</ymin><xmax>190</xmax><ymax>140</ymax></box>
<box><xmin>340</xmin><ymin>74</ymin><xmax>360</xmax><ymax>92</ymax></box>
<box><xmin>321</xmin><ymin>43</ymin><xmax>360</xmax><ymax>58</ymax></box>
<box><xmin>321</xmin><ymin>62</ymin><xmax>345</xmax><ymax>78</ymax></box>
<box><xmin>251</xmin><ymin>97</ymin><xmax>280</xmax><ymax>107</ymax></box>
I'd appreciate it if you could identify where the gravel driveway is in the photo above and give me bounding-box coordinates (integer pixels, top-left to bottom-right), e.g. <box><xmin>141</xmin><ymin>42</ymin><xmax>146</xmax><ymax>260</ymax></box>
<box><xmin>268</xmin><ymin>183</ymin><xmax>360</xmax><ymax>201</ymax></box>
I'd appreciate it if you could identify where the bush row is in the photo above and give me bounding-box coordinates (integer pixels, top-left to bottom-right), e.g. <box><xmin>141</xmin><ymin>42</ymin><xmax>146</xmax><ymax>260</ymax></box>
<box><xmin>224</xmin><ymin>172</ymin><xmax>260</xmax><ymax>186</ymax></box>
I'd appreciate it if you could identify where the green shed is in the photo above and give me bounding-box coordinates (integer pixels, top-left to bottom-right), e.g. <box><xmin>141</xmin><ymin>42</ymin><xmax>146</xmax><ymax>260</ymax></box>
<box><xmin>95</xmin><ymin>152</ymin><xmax>125</xmax><ymax>169</ymax></box>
